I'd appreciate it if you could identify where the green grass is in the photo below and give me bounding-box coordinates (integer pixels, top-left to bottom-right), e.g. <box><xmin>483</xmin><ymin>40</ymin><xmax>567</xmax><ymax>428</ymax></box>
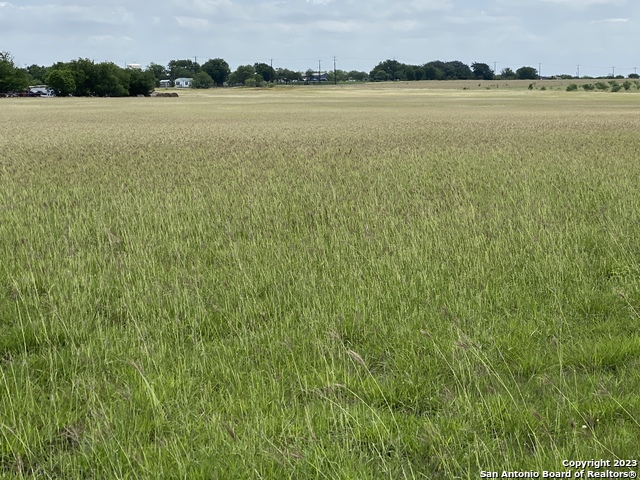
<box><xmin>1</xmin><ymin>89</ymin><xmax>640</xmax><ymax>478</ymax></box>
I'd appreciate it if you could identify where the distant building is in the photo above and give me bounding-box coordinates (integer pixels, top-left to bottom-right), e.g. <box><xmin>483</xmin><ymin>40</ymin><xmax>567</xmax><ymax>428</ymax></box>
<box><xmin>159</xmin><ymin>79</ymin><xmax>172</xmax><ymax>88</ymax></box>
<box><xmin>28</xmin><ymin>85</ymin><xmax>54</xmax><ymax>96</ymax></box>
<box><xmin>302</xmin><ymin>73</ymin><xmax>329</xmax><ymax>83</ymax></box>
<box><xmin>126</xmin><ymin>63</ymin><xmax>142</xmax><ymax>70</ymax></box>
<box><xmin>174</xmin><ymin>78</ymin><xmax>193</xmax><ymax>88</ymax></box>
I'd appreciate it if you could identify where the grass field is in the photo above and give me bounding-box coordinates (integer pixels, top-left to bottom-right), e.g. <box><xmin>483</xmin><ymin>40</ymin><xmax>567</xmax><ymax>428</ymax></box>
<box><xmin>1</xmin><ymin>86</ymin><xmax>640</xmax><ymax>479</ymax></box>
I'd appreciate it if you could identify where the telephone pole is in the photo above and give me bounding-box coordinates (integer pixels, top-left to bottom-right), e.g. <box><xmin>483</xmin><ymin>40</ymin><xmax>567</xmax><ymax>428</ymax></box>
<box><xmin>333</xmin><ymin>56</ymin><xmax>337</xmax><ymax>85</ymax></box>
<box><xmin>577</xmin><ymin>65</ymin><xmax>580</xmax><ymax>78</ymax></box>
<box><xmin>538</xmin><ymin>63</ymin><xmax>542</xmax><ymax>80</ymax></box>
<box><xmin>318</xmin><ymin>59</ymin><xmax>321</xmax><ymax>85</ymax></box>
<box><xmin>270</xmin><ymin>58</ymin><xmax>273</xmax><ymax>83</ymax></box>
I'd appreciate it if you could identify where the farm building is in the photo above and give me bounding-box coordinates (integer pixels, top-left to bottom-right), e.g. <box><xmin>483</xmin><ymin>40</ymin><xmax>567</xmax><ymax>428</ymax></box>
<box><xmin>174</xmin><ymin>78</ymin><xmax>193</xmax><ymax>88</ymax></box>
<box><xmin>302</xmin><ymin>73</ymin><xmax>329</xmax><ymax>83</ymax></box>
<box><xmin>159</xmin><ymin>79</ymin><xmax>171</xmax><ymax>88</ymax></box>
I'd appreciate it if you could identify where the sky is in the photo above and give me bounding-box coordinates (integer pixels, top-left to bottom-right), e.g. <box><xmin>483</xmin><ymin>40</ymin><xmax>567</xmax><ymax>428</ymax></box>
<box><xmin>1</xmin><ymin>0</ymin><xmax>639</xmax><ymax>77</ymax></box>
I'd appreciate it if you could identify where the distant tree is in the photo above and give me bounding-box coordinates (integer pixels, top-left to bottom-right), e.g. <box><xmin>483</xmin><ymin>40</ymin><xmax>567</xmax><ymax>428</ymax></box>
<box><xmin>347</xmin><ymin>70</ymin><xmax>368</xmax><ymax>82</ymax></box>
<box><xmin>327</xmin><ymin>69</ymin><xmax>349</xmax><ymax>83</ymax></box>
<box><xmin>629</xmin><ymin>73</ymin><xmax>640</xmax><ymax>79</ymax></box>
<box><xmin>128</xmin><ymin>69</ymin><xmax>156</xmax><ymax>95</ymax></box>
<box><xmin>423</xmin><ymin>64</ymin><xmax>444</xmax><ymax>80</ymax></box>
<box><xmin>146</xmin><ymin>62</ymin><xmax>169</xmax><ymax>86</ymax></box>
<box><xmin>275</xmin><ymin>68</ymin><xmax>301</xmax><ymax>83</ymax></box>
<box><xmin>471</xmin><ymin>62</ymin><xmax>494</xmax><ymax>80</ymax></box>
<box><xmin>26</xmin><ymin>64</ymin><xmax>48</xmax><ymax>84</ymax></box>
<box><xmin>500</xmin><ymin>67</ymin><xmax>516</xmax><ymax>80</ymax></box>
<box><xmin>254</xmin><ymin>62</ymin><xmax>275</xmax><ymax>83</ymax></box>
<box><xmin>373</xmin><ymin>70</ymin><xmax>388</xmax><ymax>82</ymax></box>
<box><xmin>623</xmin><ymin>80</ymin><xmax>632</xmax><ymax>91</ymax></box>
<box><xmin>445</xmin><ymin>60</ymin><xmax>473</xmax><ymax>79</ymax></box>
<box><xmin>370</xmin><ymin>59</ymin><xmax>402</xmax><ymax>81</ymax></box>
<box><xmin>45</xmin><ymin>69</ymin><xmax>76</xmax><ymax>96</ymax></box>
<box><xmin>424</xmin><ymin>61</ymin><xmax>472</xmax><ymax>80</ymax></box>
<box><xmin>516</xmin><ymin>66</ymin><xmax>538</xmax><ymax>80</ymax></box>
<box><xmin>201</xmin><ymin>58</ymin><xmax>230</xmax><ymax>86</ymax></box>
<box><xmin>192</xmin><ymin>71</ymin><xmax>215</xmax><ymax>88</ymax></box>
<box><xmin>94</xmin><ymin>62</ymin><xmax>129</xmax><ymax>96</ymax></box>
<box><xmin>168</xmin><ymin>59</ymin><xmax>200</xmax><ymax>81</ymax></box>
<box><xmin>403</xmin><ymin>66</ymin><xmax>416</xmax><ymax>81</ymax></box>
<box><xmin>0</xmin><ymin>51</ymin><xmax>29</xmax><ymax>93</ymax></box>
<box><xmin>62</xmin><ymin>58</ymin><xmax>98</xmax><ymax>96</ymax></box>
<box><xmin>229</xmin><ymin>65</ymin><xmax>256</xmax><ymax>85</ymax></box>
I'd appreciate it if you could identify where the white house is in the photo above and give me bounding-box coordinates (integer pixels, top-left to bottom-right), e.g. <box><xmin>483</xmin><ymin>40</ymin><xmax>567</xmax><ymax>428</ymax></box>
<box><xmin>174</xmin><ymin>78</ymin><xmax>193</xmax><ymax>88</ymax></box>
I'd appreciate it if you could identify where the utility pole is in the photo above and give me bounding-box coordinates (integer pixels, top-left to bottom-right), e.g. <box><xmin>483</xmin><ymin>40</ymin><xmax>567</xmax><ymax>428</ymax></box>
<box><xmin>577</xmin><ymin>65</ymin><xmax>580</xmax><ymax>78</ymax></box>
<box><xmin>612</xmin><ymin>66</ymin><xmax>615</xmax><ymax>77</ymax></box>
<box><xmin>270</xmin><ymin>58</ymin><xmax>273</xmax><ymax>83</ymax></box>
<box><xmin>494</xmin><ymin>61</ymin><xmax>497</xmax><ymax>74</ymax></box>
<box><xmin>318</xmin><ymin>59</ymin><xmax>321</xmax><ymax>86</ymax></box>
<box><xmin>538</xmin><ymin>62</ymin><xmax>542</xmax><ymax>80</ymax></box>
<box><xmin>334</xmin><ymin>56</ymin><xmax>337</xmax><ymax>85</ymax></box>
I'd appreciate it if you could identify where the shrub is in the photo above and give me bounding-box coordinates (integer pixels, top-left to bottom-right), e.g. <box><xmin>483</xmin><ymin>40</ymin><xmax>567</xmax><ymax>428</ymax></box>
<box><xmin>623</xmin><ymin>81</ymin><xmax>632</xmax><ymax>91</ymax></box>
<box><xmin>566</xmin><ymin>84</ymin><xmax>578</xmax><ymax>92</ymax></box>
<box><xmin>595</xmin><ymin>82</ymin><xmax>609</xmax><ymax>91</ymax></box>
<box><xmin>611</xmin><ymin>84</ymin><xmax>622</xmax><ymax>92</ymax></box>
<box><xmin>582</xmin><ymin>84</ymin><xmax>595</xmax><ymax>91</ymax></box>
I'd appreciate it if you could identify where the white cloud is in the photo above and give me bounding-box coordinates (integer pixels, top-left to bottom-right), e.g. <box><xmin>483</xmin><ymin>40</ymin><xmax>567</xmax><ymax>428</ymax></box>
<box><xmin>175</xmin><ymin>15</ymin><xmax>210</xmax><ymax>30</ymax></box>
<box><xmin>540</xmin><ymin>0</ymin><xmax>626</xmax><ymax>7</ymax></box>
<box><xmin>590</xmin><ymin>17</ymin><xmax>629</xmax><ymax>23</ymax></box>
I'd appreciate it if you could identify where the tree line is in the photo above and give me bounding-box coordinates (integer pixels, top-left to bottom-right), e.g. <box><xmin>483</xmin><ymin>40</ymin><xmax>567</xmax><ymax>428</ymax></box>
<box><xmin>2</xmin><ymin>50</ymin><xmax>638</xmax><ymax>96</ymax></box>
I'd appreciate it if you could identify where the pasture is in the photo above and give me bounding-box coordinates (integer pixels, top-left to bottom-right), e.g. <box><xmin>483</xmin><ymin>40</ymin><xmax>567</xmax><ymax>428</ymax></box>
<box><xmin>1</xmin><ymin>85</ymin><xmax>640</xmax><ymax>478</ymax></box>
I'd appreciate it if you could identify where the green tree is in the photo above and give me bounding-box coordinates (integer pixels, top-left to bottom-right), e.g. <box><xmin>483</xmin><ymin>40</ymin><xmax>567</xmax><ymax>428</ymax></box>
<box><xmin>327</xmin><ymin>69</ymin><xmax>349</xmax><ymax>83</ymax></box>
<box><xmin>201</xmin><ymin>58</ymin><xmax>230</xmax><ymax>86</ymax></box>
<box><xmin>275</xmin><ymin>68</ymin><xmax>301</xmax><ymax>83</ymax></box>
<box><xmin>229</xmin><ymin>65</ymin><xmax>256</xmax><ymax>85</ymax></box>
<box><xmin>94</xmin><ymin>62</ymin><xmax>129</xmax><ymax>97</ymax></box>
<box><xmin>192</xmin><ymin>71</ymin><xmax>215</xmax><ymax>89</ymax></box>
<box><xmin>516</xmin><ymin>66</ymin><xmax>538</xmax><ymax>80</ymax></box>
<box><xmin>60</xmin><ymin>58</ymin><xmax>98</xmax><ymax>96</ymax></box>
<box><xmin>347</xmin><ymin>70</ymin><xmax>368</xmax><ymax>82</ymax></box>
<box><xmin>45</xmin><ymin>69</ymin><xmax>76</xmax><ymax>96</ymax></box>
<box><xmin>423</xmin><ymin>64</ymin><xmax>444</xmax><ymax>80</ymax></box>
<box><xmin>370</xmin><ymin>59</ymin><xmax>402</xmax><ymax>81</ymax></box>
<box><xmin>500</xmin><ymin>67</ymin><xmax>516</xmax><ymax>80</ymax></box>
<box><xmin>373</xmin><ymin>70</ymin><xmax>388</xmax><ymax>82</ymax></box>
<box><xmin>128</xmin><ymin>69</ymin><xmax>156</xmax><ymax>96</ymax></box>
<box><xmin>0</xmin><ymin>51</ymin><xmax>29</xmax><ymax>93</ymax></box>
<box><xmin>146</xmin><ymin>62</ymin><xmax>169</xmax><ymax>86</ymax></box>
<box><xmin>254</xmin><ymin>62</ymin><xmax>275</xmax><ymax>83</ymax></box>
<box><xmin>424</xmin><ymin>61</ymin><xmax>472</xmax><ymax>80</ymax></box>
<box><xmin>26</xmin><ymin>64</ymin><xmax>48</xmax><ymax>84</ymax></box>
<box><xmin>471</xmin><ymin>62</ymin><xmax>494</xmax><ymax>80</ymax></box>
<box><xmin>168</xmin><ymin>59</ymin><xmax>200</xmax><ymax>81</ymax></box>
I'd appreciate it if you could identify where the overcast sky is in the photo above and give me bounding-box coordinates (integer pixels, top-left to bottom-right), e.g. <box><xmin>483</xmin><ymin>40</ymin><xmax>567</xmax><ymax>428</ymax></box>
<box><xmin>1</xmin><ymin>0</ymin><xmax>638</xmax><ymax>77</ymax></box>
